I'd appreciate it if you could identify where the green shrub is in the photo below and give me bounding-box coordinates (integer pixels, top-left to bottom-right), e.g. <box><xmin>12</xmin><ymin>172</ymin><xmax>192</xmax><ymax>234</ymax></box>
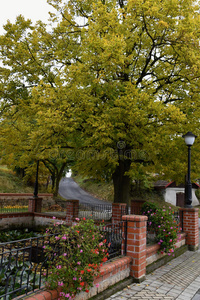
<box><xmin>141</xmin><ymin>202</ymin><xmax>181</xmax><ymax>255</ymax></box>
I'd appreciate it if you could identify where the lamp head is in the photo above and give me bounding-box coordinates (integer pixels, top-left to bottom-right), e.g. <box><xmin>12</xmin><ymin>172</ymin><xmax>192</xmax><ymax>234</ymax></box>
<box><xmin>183</xmin><ymin>131</ymin><xmax>197</xmax><ymax>146</ymax></box>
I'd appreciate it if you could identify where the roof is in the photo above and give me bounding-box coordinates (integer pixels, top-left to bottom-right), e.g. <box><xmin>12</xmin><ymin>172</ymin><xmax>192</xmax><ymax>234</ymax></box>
<box><xmin>154</xmin><ymin>180</ymin><xmax>200</xmax><ymax>189</ymax></box>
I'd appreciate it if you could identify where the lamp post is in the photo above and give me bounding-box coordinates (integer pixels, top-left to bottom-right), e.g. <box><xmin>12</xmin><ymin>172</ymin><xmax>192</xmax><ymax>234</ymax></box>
<box><xmin>33</xmin><ymin>160</ymin><xmax>39</xmax><ymax>199</ymax></box>
<box><xmin>183</xmin><ymin>132</ymin><xmax>197</xmax><ymax>208</ymax></box>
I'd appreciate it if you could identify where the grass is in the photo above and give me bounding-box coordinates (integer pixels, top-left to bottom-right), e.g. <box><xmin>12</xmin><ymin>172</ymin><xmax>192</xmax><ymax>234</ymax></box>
<box><xmin>0</xmin><ymin>165</ymin><xmax>34</xmax><ymax>193</ymax></box>
<box><xmin>73</xmin><ymin>175</ymin><xmax>114</xmax><ymax>203</ymax></box>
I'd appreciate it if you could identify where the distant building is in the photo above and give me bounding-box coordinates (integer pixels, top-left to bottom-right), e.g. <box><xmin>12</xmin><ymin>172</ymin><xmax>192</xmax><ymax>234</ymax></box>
<box><xmin>154</xmin><ymin>180</ymin><xmax>200</xmax><ymax>207</ymax></box>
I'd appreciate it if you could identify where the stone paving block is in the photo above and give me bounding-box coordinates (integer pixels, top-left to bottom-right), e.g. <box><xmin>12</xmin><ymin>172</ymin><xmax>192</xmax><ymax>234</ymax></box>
<box><xmin>167</xmin><ymin>291</ymin><xmax>182</xmax><ymax>297</ymax></box>
<box><xmin>109</xmin><ymin>297</ymin><xmax>128</xmax><ymax>300</ymax></box>
<box><xmin>178</xmin><ymin>291</ymin><xmax>197</xmax><ymax>298</ymax></box>
<box><xmin>176</xmin><ymin>296</ymin><xmax>191</xmax><ymax>300</ymax></box>
<box><xmin>192</xmin><ymin>295</ymin><xmax>200</xmax><ymax>300</ymax></box>
<box><xmin>122</xmin><ymin>290</ymin><xmax>137</xmax><ymax>297</ymax></box>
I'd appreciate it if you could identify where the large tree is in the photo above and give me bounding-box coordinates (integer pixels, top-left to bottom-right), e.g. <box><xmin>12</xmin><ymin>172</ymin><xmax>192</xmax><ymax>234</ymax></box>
<box><xmin>0</xmin><ymin>0</ymin><xmax>200</xmax><ymax>203</ymax></box>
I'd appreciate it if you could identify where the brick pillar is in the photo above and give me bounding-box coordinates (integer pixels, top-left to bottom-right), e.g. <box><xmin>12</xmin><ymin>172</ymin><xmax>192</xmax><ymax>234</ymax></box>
<box><xmin>112</xmin><ymin>203</ymin><xmax>127</xmax><ymax>223</ymax></box>
<box><xmin>28</xmin><ymin>198</ymin><xmax>35</xmax><ymax>213</ymax></box>
<box><xmin>179</xmin><ymin>207</ymin><xmax>199</xmax><ymax>251</ymax></box>
<box><xmin>35</xmin><ymin>198</ymin><xmax>42</xmax><ymax>213</ymax></box>
<box><xmin>28</xmin><ymin>197</ymin><xmax>42</xmax><ymax>213</ymax></box>
<box><xmin>122</xmin><ymin>214</ymin><xmax>147</xmax><ymax>282</ymax></box>
<box><xmin>66</xmin><ymin>200</ymin><xmax>79</xmax><ymax>225</ymax></box>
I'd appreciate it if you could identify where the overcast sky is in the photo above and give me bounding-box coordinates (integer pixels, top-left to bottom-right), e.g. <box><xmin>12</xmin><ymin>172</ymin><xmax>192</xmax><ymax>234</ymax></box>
<box><xmin>0</xmin><ymin>0</ymin><xmax>55</xmax><ymax>33</ymax></box>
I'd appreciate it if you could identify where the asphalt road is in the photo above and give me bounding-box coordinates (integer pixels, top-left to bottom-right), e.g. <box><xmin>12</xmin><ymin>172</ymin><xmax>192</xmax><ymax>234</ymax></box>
<box><xmin>58</xmin><ymin>177</ymin><xmax>111</xmax><ymax>206</ymax></box>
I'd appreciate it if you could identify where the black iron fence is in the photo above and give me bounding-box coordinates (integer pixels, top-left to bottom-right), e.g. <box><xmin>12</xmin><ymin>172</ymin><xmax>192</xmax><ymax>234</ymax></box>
<box><xmin>101</xmin><ymin>221</ymin><xmax>127</xmax><ymax>260</ymax></box>
<box><xmin>0</xmin><ymin>234</ymin><xmax>57</xmax><ymax>300</ymax></box>
<box><xmin>0</xmin><ymin>199</ymin><xmax>28</xmax><ymax>213</ymax></box>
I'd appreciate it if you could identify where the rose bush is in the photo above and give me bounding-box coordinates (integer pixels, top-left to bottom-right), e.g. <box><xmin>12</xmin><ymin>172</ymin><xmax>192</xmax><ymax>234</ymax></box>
<box><xmin>43</xmin><ymin>218</ymin><xmax>108</xmax><ymax>299</ymax></box>
<box><xmin>141</xmin><ymin>202</ymin><xmax>181</xmax><ymax>255</ymax></box>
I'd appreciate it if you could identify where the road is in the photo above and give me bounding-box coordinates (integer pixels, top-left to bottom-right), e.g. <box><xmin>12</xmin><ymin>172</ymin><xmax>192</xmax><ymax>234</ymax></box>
<box><xmin>58</xmin><ymin>177</ymin><xmax>111</xmax><ymax>206</ymax></box>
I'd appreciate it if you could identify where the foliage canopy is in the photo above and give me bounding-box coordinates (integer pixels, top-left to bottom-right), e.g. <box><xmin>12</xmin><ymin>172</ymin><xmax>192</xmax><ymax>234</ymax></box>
<box><xmin>0</xmin><ymin>0</ymin><xmax>200</xmax><ymax>202</ymax></box>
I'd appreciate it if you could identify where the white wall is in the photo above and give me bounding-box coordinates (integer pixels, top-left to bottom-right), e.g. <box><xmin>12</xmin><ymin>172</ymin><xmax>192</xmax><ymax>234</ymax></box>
<box><xmin>164</xmin><ymin>187</ymin><xmax>199</xmax><ymax>206</ymax></box>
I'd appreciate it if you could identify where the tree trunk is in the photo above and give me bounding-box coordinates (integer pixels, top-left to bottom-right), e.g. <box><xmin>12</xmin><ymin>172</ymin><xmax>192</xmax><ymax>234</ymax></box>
<box><xmin>54</xmin><ymin>162</ymin><xmax>68</xmax><ymax>196</ymax></box>
<box><xmin>112</xmin><ymin>159</ymin><xmax>131</xmax><ymax>205</ymax></box>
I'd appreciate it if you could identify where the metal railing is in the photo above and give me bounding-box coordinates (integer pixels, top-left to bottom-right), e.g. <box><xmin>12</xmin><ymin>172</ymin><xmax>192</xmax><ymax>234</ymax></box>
<box><xmin>0</xmin><ymin>199</ymin><xmax>28</xmax><ymax>213</ymax></box>
<box><xmin>0</xmin><ymin>234</ymin><xmax>57</xmax><ymax>300</ymax></box>
<box><xmin>100</xmin><ymin>221</ymin><xmax>127</xmax><ymax>259</ymax></box>
<box><xmin>79</xmin><ymin>203</ymin><xmax>112</xmax><ymax>221</ymax></box>
<box><xmin>0</xmin><ymin>219</ymin><xmax>127</xmax><ymax>299</ymax></box>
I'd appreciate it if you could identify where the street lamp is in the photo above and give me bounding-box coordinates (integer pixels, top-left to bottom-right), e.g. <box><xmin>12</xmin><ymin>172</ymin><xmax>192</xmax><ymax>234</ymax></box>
<box><xmin>183</xmin><ymin>132</ymin><xmax>197</xmax><ymax>208</ymax></box>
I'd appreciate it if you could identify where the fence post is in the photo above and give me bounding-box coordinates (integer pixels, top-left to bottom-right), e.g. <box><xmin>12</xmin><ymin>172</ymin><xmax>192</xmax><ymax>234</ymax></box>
<box><xmin>122</xmin><ymin>214</ymin><xmax>148</xmax><ymax>282</ymax></box>
<box><xmin>179</xmin><ymin>207</ymin><xmax>199</xmax><ymax>251</ymax></box>
<box><xmin>66</xmin><ymin>200</ymin><xmax>79</xmax><ymax>225</ymax></box>
<box><xmin>28</xmin><ymin>198</ymin><xmax>35</xmax><ymax>213</ymax></box>
<box><xmin>28</xmin><ymin>197</ymin><xmax>42</xmax><ymax>213</ymax></box>
<box><xmin>112</xmin><ymin>203</ymin><xmax>127</xmax><ymax>223</ymax></box>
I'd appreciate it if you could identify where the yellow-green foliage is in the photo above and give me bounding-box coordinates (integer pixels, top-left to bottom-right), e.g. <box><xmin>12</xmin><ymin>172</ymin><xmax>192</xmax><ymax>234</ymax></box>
<box><xmin>0</xmin><ymin>0</ymin><xmax>199</xmax><ymax>202</ymax></box>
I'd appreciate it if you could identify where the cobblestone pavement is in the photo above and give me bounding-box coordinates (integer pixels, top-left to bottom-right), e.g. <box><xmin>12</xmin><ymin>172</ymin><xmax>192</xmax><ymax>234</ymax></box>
<box><xmin>106</xmin><ymin>249</ymin><xmax>200</xmax><ymax>300</ymax></box>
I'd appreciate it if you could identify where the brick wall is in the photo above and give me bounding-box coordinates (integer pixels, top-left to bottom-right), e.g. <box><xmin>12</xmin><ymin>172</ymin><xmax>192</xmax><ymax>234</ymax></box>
<box><xmin>21</xmin><ymin>233</ymin><xmax>187</xmax><ymax>300</ymax></box>
<box><xmin>0</xmin><ymin>193</ymin><xmax>53</xmax><ymax>200</ymax></box>
<box><xmin>146</xmin><ymin>232</ymin><xmax>186</xmax><ymax>266</ymax></box>
<box><xmin>21</xmin><ymin>257</ymin><xmax>132</xmax><ymax>300</ymax></box>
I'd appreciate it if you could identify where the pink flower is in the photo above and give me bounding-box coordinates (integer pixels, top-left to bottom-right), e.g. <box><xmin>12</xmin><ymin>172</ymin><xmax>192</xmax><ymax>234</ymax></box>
<box><xmin>96</xmin><ymin>284</ymin><xmax>100</xmax><ymax>288</ymax></box>
<box><xmin>80</xmin><ymin>249</ymin><xmax>83</xmax><ymax>253</ymax></box>
<box><xmin>73</xmin><ymin>277</ymin><xmax>77</xmax><ymax>281</ymax></box>
<box><xmin>63</xmin><ymin>253</ymin><xmax>67</xmax><ymax>256</ymax></box>
<box><xmin>58</xmin><ymin>281</ymin><xmax>64</xmax><ymax>286</ymax></box>
<box><xmin>65</xmin><ymin>293</ymin><xmax>70</xmax><ymax>298</ymax></box>
<box><xmin>56</xmin><ymin>265</ymin><xmax>62</xmax><ymax>269</ymax></box>
<box><xmin>77</xmin><ymin>261</ymin><xmax>81</xmax><ymax>265</ymax></box>
<box><xmin>53</xmin><ymin>216</ymin><xmax>56</xmax><ymax>219</ymax></box>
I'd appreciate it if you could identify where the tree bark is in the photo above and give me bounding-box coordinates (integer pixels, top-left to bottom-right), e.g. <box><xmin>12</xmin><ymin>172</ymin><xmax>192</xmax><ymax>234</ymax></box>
<box><xmin>112</xmin><ymin>158</ymin><xmax>131</xmax><ymax>205</ymax></box>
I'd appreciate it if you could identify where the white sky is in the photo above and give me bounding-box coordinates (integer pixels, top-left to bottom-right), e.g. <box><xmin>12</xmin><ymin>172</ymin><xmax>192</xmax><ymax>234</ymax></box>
<box><xmin>0</xmin><ymin>0</ymin><xmax>55</xmax><ymax>33</ymax></box>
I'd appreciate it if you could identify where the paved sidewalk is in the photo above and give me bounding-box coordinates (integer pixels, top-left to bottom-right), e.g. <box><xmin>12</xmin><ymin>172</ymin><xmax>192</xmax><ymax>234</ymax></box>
<box><xmin>106</xmin><ymin>249</ymin><xmax>200</xmax><ymax>300</ymax></box>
